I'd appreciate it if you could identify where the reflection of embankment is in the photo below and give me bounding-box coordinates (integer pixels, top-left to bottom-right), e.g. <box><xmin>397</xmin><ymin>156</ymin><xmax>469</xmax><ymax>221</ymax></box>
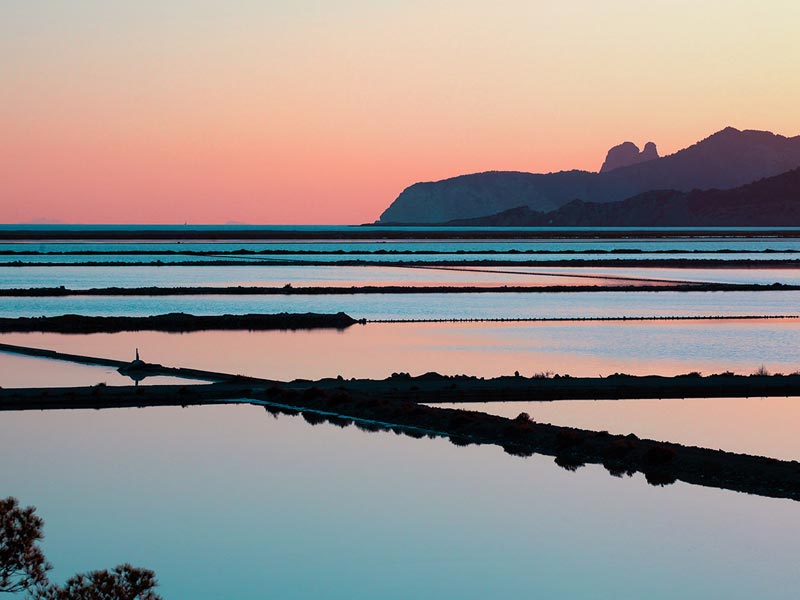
<box><xmin>0</xmin><ymin>312</ymin><xmax>362</xmax><ymax>334</ymax></box>
<box><xmin>3</xmin><ymin>379</ymin><xmax>800</xmax><ymax>501</ymax></box>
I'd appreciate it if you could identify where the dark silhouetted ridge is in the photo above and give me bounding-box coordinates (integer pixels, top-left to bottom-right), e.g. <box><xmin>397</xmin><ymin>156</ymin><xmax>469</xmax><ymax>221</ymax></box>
<box><xmin>445</xmin><ymin>168</ymin><xmax>800</xmax><ymax>227</ymax></box>
<box><xmin>379</xmin><ymin>127</ymin><xmax>800</xmax><ymax>223</ymax></box>
<box><xmin>600</xmin><ymin>141</ymin><xmax>659</xmax><ymax>173</ymax></box>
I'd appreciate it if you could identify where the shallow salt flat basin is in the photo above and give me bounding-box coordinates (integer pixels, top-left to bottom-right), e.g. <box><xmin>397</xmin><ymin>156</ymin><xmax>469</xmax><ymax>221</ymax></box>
<box><xmin>2</xmin><ymin>254</ymin><xmax>237</xmax><ymax>264</ymax></box>
<box><xmin>430</xmin><ymin>397</ymin><xmax>800</xmax><ymax>462</ymax></box>
<box><xmin>0</xmin><ymin>352</ymin><xmax>202</xmax><ymax>387</ymax></box>
<box><xmin>468</xmin><ymin>265</ymin><xmax>800</xmax><ymax>285</ymax></box>
<box><xmin>0</xmin><ymin>290</ymin><xmax>798</xmax><ymax>319</ymax></box>
<box><xmin>4</xmin><ymin>319</ymin><xmax>800</xmax><ymax>382</ymax></box>
<box><xmin>5</xmin><ymin>263</ymin><xmax>800</xmax><ymax>291</ymax></box>
<box><xmin>0</xmin><ymin>264</ymin><xmax>670</xmax><ymax>289</ymax></box>
<box><xmin>4</xmin><ymin>252</ymin><xmax>800</xmax><ymax>265</ymax></box>
<box><xmin>1</xmin><ymin>404</ymin><xmax>799</xmax><ymax>599</ymax></box>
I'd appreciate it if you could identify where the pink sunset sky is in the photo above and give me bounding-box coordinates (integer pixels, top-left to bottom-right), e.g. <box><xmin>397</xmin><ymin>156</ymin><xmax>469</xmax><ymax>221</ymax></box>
<box><xmin>2</xmin><ymin>1</ymin><xmax>799</xmax><ymax>224</ymax></box>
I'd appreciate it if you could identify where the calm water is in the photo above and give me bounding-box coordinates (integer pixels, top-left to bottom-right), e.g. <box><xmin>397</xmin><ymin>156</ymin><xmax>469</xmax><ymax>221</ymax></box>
<box><xmin>5</xmin><ymin>230</ymin><xmax>800</xmax><ymax>263</ymax></box>
<box><xmin>0</xmin><ymin>352</ymin><xmax>202</xmax><ymax>387</ymax></box>
<box><xmin>0</xmin><ymin>265</ymin><xmax>677</xmax><ymax>289</ymax></box>
<box><xmin>1</xmin><ymin>290</ymin><xmax>797</xmax><ymax>319</ymax></box>
<box><xmin>5</xmin><ymin>252</ymin><xmax>800</xmax><ymax>265</ymax></box>
<box><xmin>432</xmin><ymin>397</ymin><xmax>800</xmax><ymax>462</ymax></box>
<box><xmin>5</xmin><ymin>264</ymin><xmax>800</xmax><ymax>289</ymax></box>
<box><xmin>1</xmin><ymin>405</ymin><xmax>799</xmax><ymax>599</ymax></box>
<box><xmin>3</xmin><ymin>227</ymin><xmax>800</xmax><ymax>599</ymax></box>
<box><xmin>3</xmin><ymin>319</ymin><xmax>799</xmax><ymax>382</ymax></box>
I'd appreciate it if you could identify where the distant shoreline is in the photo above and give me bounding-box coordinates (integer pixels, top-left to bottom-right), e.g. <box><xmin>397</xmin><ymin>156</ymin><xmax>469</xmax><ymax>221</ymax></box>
<box><xmin>4</xmin><ymin>227</ymin><xmax>800</xmax><ymax>241</ymax></box>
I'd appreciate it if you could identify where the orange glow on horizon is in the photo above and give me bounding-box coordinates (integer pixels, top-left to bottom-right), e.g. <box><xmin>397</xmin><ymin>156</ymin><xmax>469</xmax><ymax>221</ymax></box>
<box><xmin>2</xmin><ymin>1</ymin><xmax>799</xmax><ymax>224</ymax></box>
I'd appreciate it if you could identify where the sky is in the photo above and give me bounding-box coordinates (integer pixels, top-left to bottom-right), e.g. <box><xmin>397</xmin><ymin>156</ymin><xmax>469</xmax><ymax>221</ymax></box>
<box><xmin>2</xmin><ymin>0</ymin><xmax>799</xmax><ymax>224</ymax></box>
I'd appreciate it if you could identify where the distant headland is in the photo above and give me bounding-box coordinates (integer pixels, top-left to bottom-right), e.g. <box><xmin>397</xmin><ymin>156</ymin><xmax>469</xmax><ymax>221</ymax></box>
<box><xmin>377</xmin><ymin>127</ymin><xmax>800</xmax><ymax>226</ymax></box>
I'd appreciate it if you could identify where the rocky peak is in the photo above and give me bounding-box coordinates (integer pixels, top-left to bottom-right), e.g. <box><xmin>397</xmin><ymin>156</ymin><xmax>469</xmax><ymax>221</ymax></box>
<box><xmin>600</xmin><ymin>141</ymin><xmax>659</xmax><ymax>173</ymax></box>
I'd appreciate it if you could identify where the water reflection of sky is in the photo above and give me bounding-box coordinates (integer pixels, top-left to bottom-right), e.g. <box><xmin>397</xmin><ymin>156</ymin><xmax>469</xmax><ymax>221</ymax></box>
<box><xmin>3</xmin><ymin>320</ymin><xmax>799</xmax><ymax>382</ymax></box>
<box><xmin>1</xmin><ymin>290</ymin><xmax>799</xmax><ymax>320</ymax></box>
<box><xmin>3</xmin><ymin>264</ymin><xmax>800</xmax><ymax>289</ymax></box>
<box><xmin>0</xmin><ymin>352</ymin><xmax>203</xmax><ymax>387</ymax></box>
<box><xmin>432</xmin><ymin>397</ymin><xmax>800</xmax><ymax>462</ymax></box>
<box><xmin>5</xmin><ymin>252</ymin><xmax>800</xmax><ymax>265</ymax></box>
<box><xmin>2</xmin><ymin>405</ymin><xmax>799</xmax><ymax>599</ymax></box>
<box><xmin>0</xmin><ymin>265</ymin><xmax>676</xmax><ymax>289</ymax></box>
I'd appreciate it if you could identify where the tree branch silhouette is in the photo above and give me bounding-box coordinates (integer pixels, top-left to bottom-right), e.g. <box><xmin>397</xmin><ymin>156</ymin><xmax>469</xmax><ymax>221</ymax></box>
<box><xmin>1</xmin><ymin>497</ymin><xmax>161</xmax><ymax>599</ymax></box>
<box><xmin>0</xmin><ymin>498</ymin><xmax>50</xmax><ymax>594</ymax></box>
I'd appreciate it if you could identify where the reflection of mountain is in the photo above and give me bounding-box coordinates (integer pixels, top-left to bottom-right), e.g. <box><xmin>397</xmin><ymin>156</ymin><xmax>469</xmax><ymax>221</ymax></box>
<box><xmin>378</xmin><ymin>127</ymin><xmax>800</xmax><ymax>223</ymax></box>
<box><xmin>445</xmin><ymin>168</ymin><xmax>800</xmax><ymax>227</ymax></box>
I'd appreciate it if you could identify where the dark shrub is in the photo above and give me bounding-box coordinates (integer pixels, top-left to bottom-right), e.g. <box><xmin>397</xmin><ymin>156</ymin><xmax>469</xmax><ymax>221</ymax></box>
<box><xmin>502</xmin><ymin>444</ymin><xmax>534</xmax><ymax>458</ymax></box>
<box><xmin>555</xmin><ymin>454</ymin><xmax>586</xmax><ymax>471</ymax></box>
<box><xmin>280</xmin><ymin>389</ymin><xmax>300</xmax><ymax>401</ymax></box>
<box><xmin>325</xmin><ymin>415</ymin><xmax>352</xmax><ymax>428</ymax></box>
<box><xmin>449</xmin><ymin>435</ymin><xmax>473</xmax><ymax>447</ymax></box>
<box><xmin>301</xmin><ymin>411</ymin><xmax>326</xmax><ymax>426</ymax></box>
<box><xmin>302</xmin><ymin>387</ymin><xmax>325</xmax><ymax>401</ymax></box>
<box><xmin>329</xmin><ymin>392</ymin><xmax>352</xmax><ymax>407</ymax></box>
<box><xmin>448</xmin><ymin>411</ymin><xmax>475</xmax><ymax>430</ymax></box>
<box><xmin>354</xmin><ymin>421</ymin><xmax>382</xmax><ymax>433</ymax></box>
<box><xmin>555</xmin><ymin>429</ymin><xmax>584</xmax><ymax>448</ymax></box>
<box><xmin>645</xmin><ymin>445</ymin><xmax>676</xmax><ymax>466</ymax></box>
<box><xmin>699</xmin><ymin>460</ymin><xmax>723</xmax><ymax>476</ymax></box>
<box><xmin>603</xmin><ymin>438</ymin><xmax>636</xmax><ymax>459</ymax></box>
<box><xmin>644</xmin><ymin>470</ymin><xmax>677</xmax><ymax>486</ymax></box>
<box><xmin>504</xmin><ymin>422</ymin><xmax>532</xmax><ymax>441</ymax></box>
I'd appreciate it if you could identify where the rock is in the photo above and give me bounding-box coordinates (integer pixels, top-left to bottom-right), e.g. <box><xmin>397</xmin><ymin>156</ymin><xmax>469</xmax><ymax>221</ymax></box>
<box><xmin>641</xmin><ymin>141</ymin><xmax>658</xmax><ymax>161</ymax></box>
<box><xmin>600</xmin><ymin>141</ymin><xmax>659</xmax><ymax>173</ymax></box>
